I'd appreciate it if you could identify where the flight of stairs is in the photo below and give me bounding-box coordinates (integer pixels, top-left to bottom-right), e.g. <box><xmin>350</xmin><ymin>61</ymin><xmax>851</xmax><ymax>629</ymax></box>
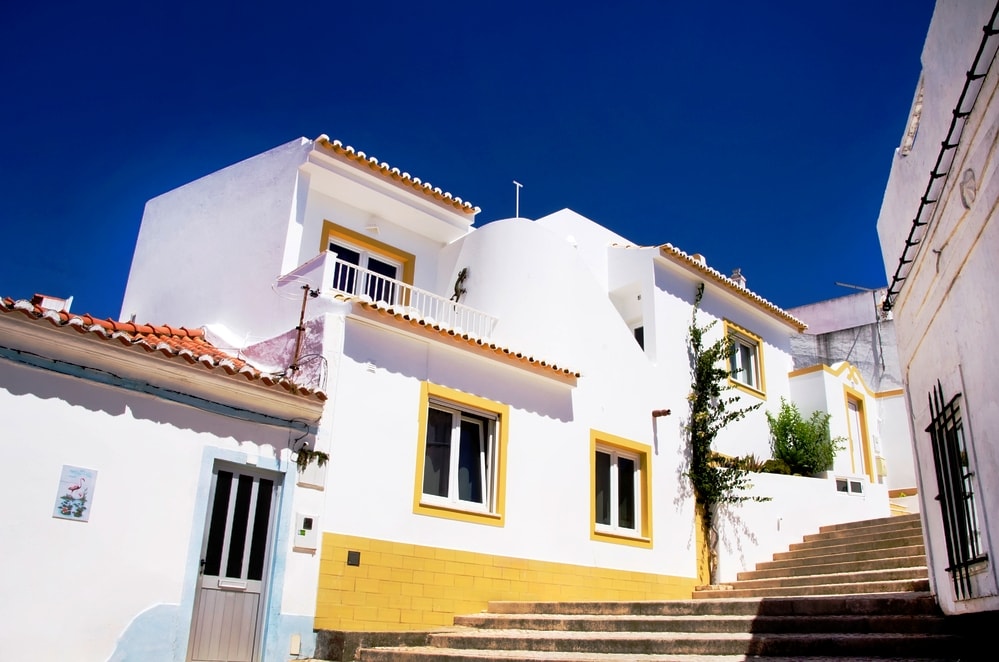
<box><xmin>354</xmin><ymin>513</ymin><xmax>968</xmax><ymax>660</ymax></box>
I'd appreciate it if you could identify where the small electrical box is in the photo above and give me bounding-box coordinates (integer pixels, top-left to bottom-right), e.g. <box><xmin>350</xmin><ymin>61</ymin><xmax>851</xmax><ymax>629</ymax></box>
<box><xmin>293</xmin><ymin>512</ymin><xmax>318</xmax><ymax>551</ymax></box>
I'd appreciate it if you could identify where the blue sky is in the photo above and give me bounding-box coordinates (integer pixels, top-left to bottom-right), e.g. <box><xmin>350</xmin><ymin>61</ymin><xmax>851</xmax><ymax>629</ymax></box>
<box><xmin>1</xmin><ymin>1</ymin><xmax>935</xmax><ymax>321</ymax></box>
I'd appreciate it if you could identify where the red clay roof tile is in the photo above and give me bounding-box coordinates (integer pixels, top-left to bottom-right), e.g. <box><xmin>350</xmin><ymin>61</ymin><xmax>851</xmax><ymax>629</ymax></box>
<box><xmin>1</xmin><ymin>297</ymin><xmax>327</xmax><ymax>402</ymax></box>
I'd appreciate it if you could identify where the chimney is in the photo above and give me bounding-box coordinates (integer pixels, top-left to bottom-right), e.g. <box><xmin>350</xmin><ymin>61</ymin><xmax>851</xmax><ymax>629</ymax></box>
<box><xmin>730</xmin><ymin>269</ymin><xmax>746</xmax><ymax>288</ymax></box>
<box><xmin>691</xmin><ymin>253</ymin><xmax>706</xmax><ymax>265</ymax></box>
<box><xmin>31</xmin><ymin>293</ymin><xmax>73</xmax><ymax>313</ymax></box>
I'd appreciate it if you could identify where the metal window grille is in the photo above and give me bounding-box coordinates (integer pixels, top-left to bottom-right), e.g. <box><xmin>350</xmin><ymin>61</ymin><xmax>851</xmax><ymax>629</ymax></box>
<box><xmin>927</xmin><ymin>380</ymin><xmax>986</xmax><ymax>599</ymax></box>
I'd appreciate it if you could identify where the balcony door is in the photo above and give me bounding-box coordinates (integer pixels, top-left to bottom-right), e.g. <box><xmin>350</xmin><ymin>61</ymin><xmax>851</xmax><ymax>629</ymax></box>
<box><xmin>328</xmin><ymin>239</ymin><xmax>400</xmax><ymax>304</ymax></box>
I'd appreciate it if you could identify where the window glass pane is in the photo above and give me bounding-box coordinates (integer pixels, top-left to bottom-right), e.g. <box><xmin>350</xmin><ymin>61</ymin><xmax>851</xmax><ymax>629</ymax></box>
<box><xmin>247</xmin><ymin>478</ymin><xmax>273</xmax><ymax>581</ymax></box>
<box><xmin>203</xmin><ymin>470</ymin><xmax>233</xmax><ymax>577</ymax></box>
<box><xmin>225</xmin><ymin>474</ymin><xmax>254</xmax><ymax>578</ymax></box>
<box><xmin>366</xmin><ymin>257</ymin><xmax>398</xmax><ymax>303</ymax></box>
<box><xmin>617</xmin><ymin>456</ymin><xmax>636</xmax><ymax>530</ymax></box>
<box><xmin>423</xmin><ymin>408</ymin><xmax>453</xmax><ymax>497</ymax></box>
<box><xmin>739</xmin><ymin>344</ymin><xmax>755</xmax><ymax>386</ymax></box>
<box><xmin>595</xmin><ymin>451</ymin><xmax>611</xmax><ymax>525</ymax></box>
<box><xmin>330</xmin><ymin>242</ymin><xmax>361</xmax><ymax>294</ymax></box>
<box><xmin>457</xmin><ymin>419</ymin><xmax>484</xmax><ymax>503</ymax></box>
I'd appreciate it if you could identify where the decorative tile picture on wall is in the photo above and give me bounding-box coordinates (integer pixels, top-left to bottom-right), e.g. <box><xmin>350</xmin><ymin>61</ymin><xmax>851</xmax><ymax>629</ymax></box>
<box><xmin>53</xmin><ymin>465</ymin><xmax>97</xmax><ymax>522</ymax></box>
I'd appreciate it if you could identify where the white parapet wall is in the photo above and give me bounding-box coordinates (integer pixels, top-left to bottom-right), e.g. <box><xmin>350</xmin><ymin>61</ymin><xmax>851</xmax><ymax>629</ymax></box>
<box><xmin>715</xmin><ymin>472</ymin><xmax>890</xmax><ymax>583</ymax></box>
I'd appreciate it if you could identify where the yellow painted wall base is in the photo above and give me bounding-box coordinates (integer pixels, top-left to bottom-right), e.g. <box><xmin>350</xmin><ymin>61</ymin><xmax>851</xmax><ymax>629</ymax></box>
<box><xmin>316</xmin><ymin>533</ymin><xmax>699</xmax><ymax>631</ymax></box>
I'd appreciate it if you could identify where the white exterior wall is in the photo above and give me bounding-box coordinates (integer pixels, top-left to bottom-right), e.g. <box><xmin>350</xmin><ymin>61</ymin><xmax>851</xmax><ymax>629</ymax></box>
<box><xmin>876</xmin><ymin>0</ymin><xmax>999</xmax><ymax>614</ymax></box>
<box><xmin>320</xmin><ymin>217</ymin><xmax>700</xmax><ymax>577</ymax></box>
<box><xmin>715</xmin><ymin>472</ymin><xmax>890</xmax><ymax>582</ymax></box>
<box><xmin>0</xmin><ymin>357</ymin><xmax>322</xmax><ymax>661</ymax></box>
<box><xmin>120</xmin><ymin>138</ymin><xmax>314</xmax><ymax>340</ymax></box>
<box><xmin>646</xmin><ymin>258</ymin><xmax>795</xmax><ymax>461</ymax></box>
<box><xmin>121</xmin><ymin>138</ymin><xmax>475</xmax><ymax>346</ymax></box>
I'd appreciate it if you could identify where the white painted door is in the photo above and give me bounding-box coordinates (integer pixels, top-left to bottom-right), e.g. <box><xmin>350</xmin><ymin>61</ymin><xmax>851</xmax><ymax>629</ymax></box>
<box><xmin>188</xmin><ymin>466</ymin><xmax>279</xmax><ymax>662</ymax></box>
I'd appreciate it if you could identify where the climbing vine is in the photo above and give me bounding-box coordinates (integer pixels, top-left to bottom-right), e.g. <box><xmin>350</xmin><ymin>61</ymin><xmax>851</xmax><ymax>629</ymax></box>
<box><xmin>686</xmin><ymin>283</ymin><xmax>765</xmax><ymax>583</ymax></box>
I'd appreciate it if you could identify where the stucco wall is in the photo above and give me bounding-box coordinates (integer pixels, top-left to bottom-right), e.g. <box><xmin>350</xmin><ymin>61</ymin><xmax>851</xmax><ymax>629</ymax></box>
<box><xmin>876</xmin><ymin>0</ymin><xmax>999</xmax><ymax>614</ymax></box>
<box><xmin>0</xmin><ymin>358</ymin><xmax>318</xmax><ymax>661</ymax></box>
<box><xmin>121</xmin><ymin>138</ymin><xmax>313</xmax><ymax>340</ymax></box>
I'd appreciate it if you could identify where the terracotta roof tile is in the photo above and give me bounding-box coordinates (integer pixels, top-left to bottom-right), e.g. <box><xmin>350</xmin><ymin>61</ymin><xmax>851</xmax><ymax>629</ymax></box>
<box><xmin>343</xmin><ymin>296</ymin><xmax>580</xmax><ymax>380</ymax></box>
<box><xmin>314</xmin><ymin>135</ymin><xmax>480</xmax><ymax>215</ymax></box>
<box><xmin>656</xmin><ymin>244</ymin><xmax>807</xmax><ymax>332</ymax></box>
<box><xmin>0</xmin><ymin>297</ymin><xmax>327</xmax><ymax>401</ymax></box>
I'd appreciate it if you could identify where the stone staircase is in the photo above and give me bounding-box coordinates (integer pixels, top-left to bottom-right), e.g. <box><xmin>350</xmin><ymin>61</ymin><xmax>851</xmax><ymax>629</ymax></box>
<box><xmin>694</xmin><ymin>512</ymin><xmax>929</xmax><ymax>599</ymax></box>
<box><xmin>355</xmin><ymin>513</ymin><xmax>968</xmax><ymax>661</ymax></box>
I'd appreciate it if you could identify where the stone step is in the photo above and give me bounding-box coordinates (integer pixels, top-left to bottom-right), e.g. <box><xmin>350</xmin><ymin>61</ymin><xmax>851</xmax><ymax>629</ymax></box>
<box><xmin>811</xmin><ymin>514</ymin><xmax>921</xmax><ymax>536</ymax></box>
<box><xmin>453</xmin><ymin>613</ymin><xmax>951</xmax><ymax>634</ymax></box>
<box><xmin>774</xmin><ymin>535</ymin><xmax>924</xmax><ymax>563</ymax></box>
<box><xmin>419</xmin><ymin>630</ymin><xmax>962</xmax><ymax>657</ymax></box>
<box><xmin>693</xmin><ymin>578</ymin><xmax>931</xmax><ymax>599</ymax></box>
<box><xmin>716</xmin><ymin>566</ymin><xmax>928</xmax><ymax>592</ymax></box>
<box><xmin>817</xmin><ymin>513</ymin><xmax>920</xmax><ymax>534</ymax></box>
<box><xmin>488</xmin><ymin>593</ymin><xmax>941</xmax><ymax>616</ymax></box>
<box><xmin>737</xmin><ymin>554</ymin><xmax>927</xmax><ymax>580</ymax></box>
<box><xmin>803</xmin><ymin>521</ymin><xmax>922</xmax><ymax>545</ymax></box>
<box><xmin>755</xmin><ymin>544</ymin><xmax>925</xmax><ymax>572</ymax></box>
<box><xmin>360</xmin><ymin>649</ymin><xmax>956</xmax><ymax>661</ymax></box>
<box><xmin>787</xmin><ymin>531</ymin><xmax>925</xmax><ymax>554</ymax></box>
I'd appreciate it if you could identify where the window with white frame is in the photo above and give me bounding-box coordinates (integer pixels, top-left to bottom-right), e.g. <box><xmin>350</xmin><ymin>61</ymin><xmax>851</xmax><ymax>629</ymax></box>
<box><xmin>591</xmin><ymin>431</ymin><xmax>651</xmax><ymax>546</ymax></box>
<box><xmin>415</xmin><ymin>383</ymin><xmax>508</xmax><ymax>524</ymax></box>
<box><xmin>725</xmin><ymin>320</ymin><xmax>765</xmax><ymax>395</ymax></box>
<box><xmin>595</xmin><ymin>447</ymin><xmax>638</xmax><ymax>532</ymax></box>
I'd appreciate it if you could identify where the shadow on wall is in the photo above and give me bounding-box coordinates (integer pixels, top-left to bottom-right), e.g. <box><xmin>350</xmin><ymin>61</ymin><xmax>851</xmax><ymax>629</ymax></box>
<box><xmin>0</xmin><ymin>360</ymin><xmax>310</xmax><ymax>448</ymax></box>
<box><xmin>341</xmin><ymin>321</ymin><xmax>576</xmax><ymax>422</ymax></box>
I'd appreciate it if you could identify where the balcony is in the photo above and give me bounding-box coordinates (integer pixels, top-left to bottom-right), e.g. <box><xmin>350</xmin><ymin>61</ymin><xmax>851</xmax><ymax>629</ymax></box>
<box><xmin>276</xmin><ymin>252</ymin><xmax>497</xmax><ymax>340</ymax></box>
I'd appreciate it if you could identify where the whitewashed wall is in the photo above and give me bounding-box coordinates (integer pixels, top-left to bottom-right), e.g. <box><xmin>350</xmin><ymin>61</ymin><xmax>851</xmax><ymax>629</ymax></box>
<box><xmin>715</xmin><ymin>472</ymin><xmax>890</xmax><ymax>582</ymax></box>
<box><xmin>121</xmin><ymin>138</ymin><xmax>313</xmax><ymax>341</ymax></box>
<box><xmin>876</xmin><ymin>0</ymin><xmax>999</xmax><ymax>614</ymax></box>
<box><xmin>0</xmin><ymin>359</ymin><xmax>320</xmax><ymax>661</ymax></box>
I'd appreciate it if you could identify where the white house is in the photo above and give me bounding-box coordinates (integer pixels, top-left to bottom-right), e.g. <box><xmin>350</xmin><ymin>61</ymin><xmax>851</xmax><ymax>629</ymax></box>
<box><xmin>876</xmin><ymin>0</ymin><xmax>999</xmax><ymax>616</ymax></box>
<box><xmin>2</xmin><ymin>133</ymin><xmax>901</xmax><ymax>661</ymax></box>
<box><xmin>787</xmin><ymin>292</ymin><xmax>918</xmax><ymax>513</ymax></box>
<box><xmin>0</xmin><ymin>296</ymin><xmax>326</xmax><ymax>662</ymax></box>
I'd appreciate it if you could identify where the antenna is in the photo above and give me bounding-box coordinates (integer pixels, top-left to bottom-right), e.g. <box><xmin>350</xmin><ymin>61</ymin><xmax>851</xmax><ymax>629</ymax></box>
<box><xmin>513</xmin><ymin>180</ymin><xmax>523</xmax><ymax>219</ymax></box>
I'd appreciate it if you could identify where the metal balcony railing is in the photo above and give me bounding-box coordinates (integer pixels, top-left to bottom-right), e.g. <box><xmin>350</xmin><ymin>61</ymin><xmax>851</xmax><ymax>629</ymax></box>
<box><xmin>330</xmin><ymin>257</ymin><xmax>498</xmax><ymax>339</ymax></box>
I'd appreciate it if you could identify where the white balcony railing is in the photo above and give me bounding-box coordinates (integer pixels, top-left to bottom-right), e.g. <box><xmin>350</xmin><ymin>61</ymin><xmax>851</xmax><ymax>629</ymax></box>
<box><xmin>330</xmin><ymin>257</ymin><xmax>498</xmax><ymax>339</ymax></box>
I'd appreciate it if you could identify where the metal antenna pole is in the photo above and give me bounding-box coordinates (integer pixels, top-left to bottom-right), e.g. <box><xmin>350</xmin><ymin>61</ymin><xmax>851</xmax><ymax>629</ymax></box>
<box><xmin>513</xmin><ymin>181</ymin><xmax>523</xmax><ymax>218</ymax></box>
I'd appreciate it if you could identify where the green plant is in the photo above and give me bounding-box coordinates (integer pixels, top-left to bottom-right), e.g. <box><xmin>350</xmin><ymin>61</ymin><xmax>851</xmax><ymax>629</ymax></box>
<box><xmin>761</xmin><ymin>458</ymin><xmax>792</xmax><ymax>475</ymax></box>
<box><xmin>735</xmin><ymin>453</ymin><xmax>766</xmax><ymax>473</ymax></box>
<box><xmin>686</xmin><ymin>283</ymin><xmax>766</xmax><ymax>584</ymax></box>
<box><xmin>295</xmin><ymin>448</ymin><xmax>329</xmax><ymax>473</ymax></box>
<box><xmin>766</xmin><ymin>398</ymin><xmax>844</xmax><ymax>476</ymax></box>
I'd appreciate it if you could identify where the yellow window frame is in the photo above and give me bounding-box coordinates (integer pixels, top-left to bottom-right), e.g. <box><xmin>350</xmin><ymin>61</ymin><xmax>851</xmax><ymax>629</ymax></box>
<box><xmin>590</xmin><ymin>430</ymin><xmax>653</xmax><ymax>548</ymax></box>
<box><xmin>724</xmin><ymin>319</ymin><xmax>766</xmax><ymax>398</ymax></box>
<box><xmin>413</xmin><ymin>382</ymin><xmax>508</xmax><ymax>526</ymax></box>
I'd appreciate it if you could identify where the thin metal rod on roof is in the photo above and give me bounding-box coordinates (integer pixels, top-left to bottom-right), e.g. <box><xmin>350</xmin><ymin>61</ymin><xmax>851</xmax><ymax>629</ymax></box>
<box><xmin>513</xmin><ymin>180</ymin><xmax>523</xmax><ymax>219</ymax></box>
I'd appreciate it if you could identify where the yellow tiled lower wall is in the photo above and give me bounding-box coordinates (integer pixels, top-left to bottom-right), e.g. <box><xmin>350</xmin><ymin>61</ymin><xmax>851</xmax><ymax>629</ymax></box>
<box><xmin>315</xmin><ymin>532</ymin><xmax>699</xmax><ymax>631</ymax></box>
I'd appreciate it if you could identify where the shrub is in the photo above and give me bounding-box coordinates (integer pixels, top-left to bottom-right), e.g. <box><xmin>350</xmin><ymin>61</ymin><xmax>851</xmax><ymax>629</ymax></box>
<box><xmin>761</xmin><ymin>458</ymin><xmax>792</xmax><ymax>475</ymax></box>
<box><xmin>766</xmin><ymin>399</ymin><xmax>843</xmax><ymax>476</ymax></box>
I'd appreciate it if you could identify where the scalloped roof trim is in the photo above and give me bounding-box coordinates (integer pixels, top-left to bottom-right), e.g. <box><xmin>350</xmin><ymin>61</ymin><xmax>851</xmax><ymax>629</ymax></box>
<box><xmin>314</xmin><ymin>135</ymin><xmax>480</xmax><ymax>215</ymax></box>
<box><xmin>656</xmin><ymin>244</ymin><xmax>807</xmax><ymax>332</ymax></box>
<box><xmin>340</xmin><ymin>296</ymin><xmax>580</xmax><ymax>379</ymax></box>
